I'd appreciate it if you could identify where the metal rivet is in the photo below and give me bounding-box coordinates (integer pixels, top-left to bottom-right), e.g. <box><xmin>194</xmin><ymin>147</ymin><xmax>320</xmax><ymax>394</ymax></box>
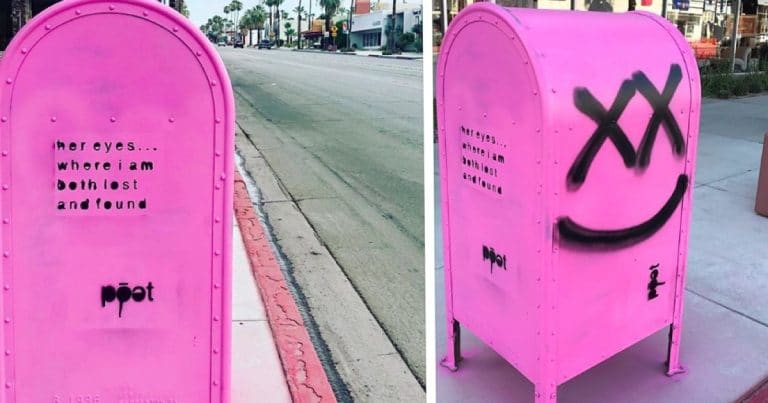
<box><xmin>214</xmin><ymin>283</ymin><xmax>220</xmax><ymax>289</ymax></box>
<box><xmin>215</xmin><ymin>184</ymin><xmax>221</xmax><ymax>189</ymax></box>
<box><xmin>110</xmin><ymin>117</ymin><xmax>116</xmax><ymax>122</ymax></box>
<box><xmin>143</xmin><ymin>11</ymin><xmax>149</xmax><ymax>16</ymax></box>
<box><xmin>4</xmin><ymin>318</ymin><xmax>10</xmax><ymax>323</ymax></box>
<box><xmin>50</xmin><ymin>117</ymin><xmax>57</xmax><ymax>123</ymax></box>
<box><xmin>213</xmin><ymin>316</ymin><xmax>219</xmax><ymax>322</ymax></box>
<box><xmin>173</xmin><ymin>27</ymin><xmax>179</xmax><ymax>32</ymax></box>
<box><xmin>168</xmin><ymin>117</ymin><xmax>175</xmax><ymax>123</ymax></box>
<box><xmin>5</xmin><ymin>382</ymin><xmax>10</xmax><ymax>388</ymax></box>
<box><xmin>2</xmin><ymin>252</ymin><xmax>8</xmax><ymax>257</ymax></box>
<box><xmin>213</xmin><ymin>348</ymin><xmax>219</xmax><ymax>354</ymax></box>
<box><xmin>20</xmin><ymin>48</ymin><xmax>27</xmax><ymax>54</ymax></box>
<box><xmin>215</xmin><ymin>118</ymin><xmax>221</xmax><ymax>123</ymax></box>
<box><xmin>45</xmin><ymin>24</ymin><xmax>51</xmax><ymax>30</ymax></box>
<box><xmin>75</xmin><ymin>9</ymin><xmax>82</xmax><ymax>15</ymax></box>
<box><xmin>1</xmin><ymin>117</ymin><xmax>7</xmax><ymax>122</ymax></box>
<box><xmin>3</xmin><ymin>285</ymin><xmax>8</xmax><ymax>291</ymax></box>
<box><xmin>5</xmin><ymin>78</ymin><xmax>12</xmax><ymax>84</ymax></box>
<box><xmin>1</xmin><ymin>151</ymin><xmax>7</xmax><ymax>157</ymax></box>
<box><xmin>211</xmin><ymin>80</ymin><xmax>217</xmax><ymax>87</ymax></box>
<box><xmin>196</xmin><ymin>51</ymin><xmax>202</xmax><ymax>57</ymax></box>
<box><xmin>215</xmin><ymin>151</ymin><xmax>222</xmax><ymax>157</ymax></box>
<box><xmin>212</xmin><ymin>380</ymin><xmax>219</xmax><ymax>386</ymax></box>
<box><xmin>2</xmin><ymin>185</ymin><xmax>8</xmax><ymax>190</ymax></box>
<box><xmin>220</xmin><ymin>173</ymin><xmax>226</xmax><ymax>180</ymax></box>
<box><xmin>109</xmin><ymin>5</ymin><xmax>115</xmax><ymax>10</ymax></box>
<box><xmin>3</xmin><ymin>219</ymin><xmax>8</xmax><ymax>224</ymax></box>
<box><xmin>214</xmin><ymin>217</ymin><xmax>221</xmax><ymax>223</ymax></box>
<box><xmin>214</xmin><ymin>250</ymin><xmax>221</xmax><ymax>256</ymax></box>
<box><xmin>4</xmin><ymin>350</ymin><xmax>9</xmax><ymax>356</ymax></box>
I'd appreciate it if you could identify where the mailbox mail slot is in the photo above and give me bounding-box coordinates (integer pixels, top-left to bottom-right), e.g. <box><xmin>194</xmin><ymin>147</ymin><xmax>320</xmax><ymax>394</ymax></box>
<box><xmin>437</xmin><ymin>4</ymin><xmax>700</xmax><ymax>402</ymax></box>
<box><xmin>0</xmin><ymin>1</ymin><xmax>234</xmax><ymax>401</ymax></box>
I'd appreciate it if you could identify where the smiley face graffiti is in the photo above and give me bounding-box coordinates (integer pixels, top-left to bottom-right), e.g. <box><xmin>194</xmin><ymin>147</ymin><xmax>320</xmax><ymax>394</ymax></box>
<box><xmin>557</xmin><ymin>65</ymin><xmax>689</xmax><ymax>247</ymax></box>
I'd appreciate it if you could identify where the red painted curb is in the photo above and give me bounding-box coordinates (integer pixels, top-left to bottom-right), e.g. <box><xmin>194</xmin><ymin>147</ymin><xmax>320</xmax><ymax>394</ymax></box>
<box><xmin>741</xmin><ymin>377</ymin><xmax>768</xmax><ymax>403</ymax></box>
<box><xmin>234</xmin><ymin>171</ymin><xmax>337</xmax><ymax>403</ymax></box>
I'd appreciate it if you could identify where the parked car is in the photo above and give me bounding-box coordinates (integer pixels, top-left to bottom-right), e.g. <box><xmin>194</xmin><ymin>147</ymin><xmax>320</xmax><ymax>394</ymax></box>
<box><xmin>234</xmin><ymin>38</ymin><xmax>244</xmax><ymax>48</ymax></box>
<box><xmin>257</xmin><ymin>40</ymin><xmax>273</xmax><ymax>49</ymax></box>
<box><xmin>217</xmin><ymin>39</ymin><xmax>226</xmax><ymax>47</ymax></box>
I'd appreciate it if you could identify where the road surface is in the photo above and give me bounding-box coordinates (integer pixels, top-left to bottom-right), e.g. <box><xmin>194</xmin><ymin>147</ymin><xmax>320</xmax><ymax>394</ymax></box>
<box><xmin>220</xmin><ymin>47</ymin><xmax>425</xmax><ymax>395</ymax></box>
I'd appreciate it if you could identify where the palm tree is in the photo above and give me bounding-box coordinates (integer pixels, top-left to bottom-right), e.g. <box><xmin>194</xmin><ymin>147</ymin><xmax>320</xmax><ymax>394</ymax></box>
<box><xmin>264</xmin><ymin>0</ymin><xmax>277</xmax><ymax>42</ymax></box>
<box><xmin>319</xmin><ymin>0</ymin><xmax>340</xmax><ymax>49</ymax></box>
<box><xmin>293</xmin><ymin>6</ymin><xmax>305</xmax><ymax>48</ymax></box>
<box><xmin>229</xmin><ymin>0</ymin><xmax>244</xmax><ymax>32</ymax></box>
<box><xmin>253</xmin><ymin>5</ymin><xmax>267</xmax><ymax>43</ymax></box>
<box><xmin>274</xmin><ymin>0</ymin><xmax>286</xmax><ymax>46</ymax></box>
<box><xmin>284</xmin><ymin>22</ymin><xmax>296</xmax><ymax>45</ymax></box>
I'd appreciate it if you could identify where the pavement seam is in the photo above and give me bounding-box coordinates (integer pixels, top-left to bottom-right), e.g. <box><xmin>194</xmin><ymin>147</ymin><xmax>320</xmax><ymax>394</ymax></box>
<box><xmin>685</xmin><ymin>287</ymin><xmax>768</xmax><ymax>328</ymax></box>
<box><xmin>237</xmin><ymin>123</ymin><xmax>426</xmax><ymax>388</ymax></box>
<box><xmin>234</xmin><ymin>170</ymin><xmax>340</xmax><ymax>403</ymax></box>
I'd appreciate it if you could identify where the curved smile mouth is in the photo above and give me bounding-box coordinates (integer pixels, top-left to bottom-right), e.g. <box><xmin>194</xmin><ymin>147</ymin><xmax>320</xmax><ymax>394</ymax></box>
<box><xmin>557</xmin><ymin>174</ymin><xmax>688</xmax><ymax>247</ymax></box>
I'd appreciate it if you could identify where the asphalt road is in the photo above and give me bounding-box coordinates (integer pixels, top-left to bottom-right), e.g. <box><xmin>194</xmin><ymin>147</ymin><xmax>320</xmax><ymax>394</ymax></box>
<box><xmin>220</xmin><ymin>48</ymin><xmax>425</xmax><ymax>388</ymax></box>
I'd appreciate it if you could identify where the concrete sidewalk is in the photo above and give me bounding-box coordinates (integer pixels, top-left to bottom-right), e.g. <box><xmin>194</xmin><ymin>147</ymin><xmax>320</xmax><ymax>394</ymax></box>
<box><xmin>231</xmin><ymin>219</ymin><xmax>292</xmax><ymax>402</ymax></box>
<box><xmin>435</xmin><ymin>95</ymin><xmax>768</xmax><ymax>402</ymax></box>
<box><xmin>290</xmin><ymin>47</ymin><xmax>423</xmax><ymax>60</ymax></box>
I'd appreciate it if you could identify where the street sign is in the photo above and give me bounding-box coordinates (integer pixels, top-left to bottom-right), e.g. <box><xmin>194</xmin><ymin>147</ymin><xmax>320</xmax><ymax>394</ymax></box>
<box><xmin>0</xmin><ymin>0</ymin><xmax>234</xmax><ymax>401</ymax></box>
<box><xmin>331</xmin><ymin>25</ymin><xmax>338</xmax><ymax>33</ymax></box>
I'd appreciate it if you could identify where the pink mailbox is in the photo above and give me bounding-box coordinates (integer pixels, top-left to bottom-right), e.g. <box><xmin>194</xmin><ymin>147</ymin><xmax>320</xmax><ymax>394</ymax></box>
<box><xmin>0</xmin><ymin>0</ymin><xmax>233</xmax><ymax>401</ymax></box>
<box><xmin>437</xmin><ymin>4</ymin><xmax>700</xmax><ymax>402</ymax></box>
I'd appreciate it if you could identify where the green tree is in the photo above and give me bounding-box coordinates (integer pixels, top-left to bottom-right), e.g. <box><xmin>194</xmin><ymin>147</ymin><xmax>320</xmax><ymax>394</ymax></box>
<box><xmin>264</xmin><ymin>0</ymin><xmax>278</xmax><ymax>41</ymax></box>
<box><xmin>284</xmin><ymin>22</ymin><xmax>295</xmax><ymax>45</ymax></box>
<box><xmin>319</xmin><ymin>0</ymin><xmax>340</xmax><ymax>49</ymax></box>
<box><xmin>229</xmin><ymin>1</ymin><xmax>243</xmax><ymax>32</ymax></box>
<box><xmin>293</xmin><ymin>5</ymin><xmax>305</xmax><ymax>48</ymax></box>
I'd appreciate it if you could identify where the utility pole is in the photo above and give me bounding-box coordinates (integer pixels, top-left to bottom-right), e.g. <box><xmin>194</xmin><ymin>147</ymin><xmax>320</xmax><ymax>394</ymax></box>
<box><xmin>298</xmin><ymin>0</ymin><xmax>303</xmax><ymax>49</ymax></box>
<box><xmin>730</xmin><ymin>0</ymin><xmax>741</xmax><ymax>73</ymax></box>
<box><xmin>347</xmin><ymin>0</ymin><xmax>354</xmax><ymax>49</ymax></box>
<box><xmin>388</xmin><ymin>0</ymin><xmax>397</xmax><ymax>53</ymax></box>
<box><xmin>308</xmin><ymin>0</ymin><xmax>313</xmax><ymax>47</ymax></box>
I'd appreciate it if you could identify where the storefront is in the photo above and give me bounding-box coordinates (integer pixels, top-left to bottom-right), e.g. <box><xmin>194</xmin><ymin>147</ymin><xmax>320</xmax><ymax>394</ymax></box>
<box><xmin>433</xmin><ymin>0</ymin><xmax>766</xmax><ymax>71</ymax></box>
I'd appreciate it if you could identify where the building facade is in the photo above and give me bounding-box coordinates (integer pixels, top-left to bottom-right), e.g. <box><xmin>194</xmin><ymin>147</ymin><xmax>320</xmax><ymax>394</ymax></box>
<box><xmin>350</xmin><ymin>3</ymin><xmax>422</xmax><ymax>49</ymax></box>
<box><xmin>2</xmin><ymin>0</ymin><xmax>186</xmax><ymax>50</ymax></box>
<box><xmin>434</xmin><ymin>0</ymin><xmax>766</xmax><ymax>69</ymax></box>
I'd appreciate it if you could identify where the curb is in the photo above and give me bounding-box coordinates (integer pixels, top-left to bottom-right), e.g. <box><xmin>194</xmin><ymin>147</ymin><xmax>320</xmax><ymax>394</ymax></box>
<box><xmin>234</xmin><ymin>171</ymin><xmax>337</xmax><ymax>403</ymax></box>
<box><xmin>740</xmin><ymin>376</ymin><xmax>768</xmax><ymax>402</ymax></box>
<box><xmin>367</xmin><ymin>54</ymin><xmax>423</xmax><ymax>60</ymax></box>
<box><xmin>292</xmin><ymin>48</ymin><xmax>422</xmax><ymax>59</ymax></box>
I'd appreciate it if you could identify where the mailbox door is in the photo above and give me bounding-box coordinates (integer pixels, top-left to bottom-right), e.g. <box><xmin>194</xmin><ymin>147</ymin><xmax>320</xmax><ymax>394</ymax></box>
<box><xmin>0</xmin><ymin>1</ymin><xmax>233</xmax><ymax>401</ymax></box>
<box><xmin>518</xmin><ymin>10</ymin><xmax>700</xmax><ymax>383</ymax></box>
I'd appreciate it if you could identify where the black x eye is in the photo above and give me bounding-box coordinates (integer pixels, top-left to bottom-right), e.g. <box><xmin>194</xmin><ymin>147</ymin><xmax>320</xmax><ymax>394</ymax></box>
<box><xmin>567</xmin><ymin>64</ymin><xmax>686</xmax><ymax>189</ymax></box>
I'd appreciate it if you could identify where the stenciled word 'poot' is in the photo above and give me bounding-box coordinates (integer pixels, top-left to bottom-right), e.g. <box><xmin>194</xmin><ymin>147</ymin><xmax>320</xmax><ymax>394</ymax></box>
<box><xmin>0</xmin><ymin>0</ymin><xmax>234</xmax><ymax>401</ymax></box>
<box><xmin>437</xmin><ymin>4</ymin><xmax>700</xmax><ymax>402</ymax></box>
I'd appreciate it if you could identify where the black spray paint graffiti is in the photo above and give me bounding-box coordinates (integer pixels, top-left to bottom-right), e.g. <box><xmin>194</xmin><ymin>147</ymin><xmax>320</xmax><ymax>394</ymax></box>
<box><xmin>482</xmin><ymin>245</ymin><xmax>507</xmax><ymax>274</ymax></box>
<box><xmin>647</xmin><ymin>264</ymin><xmax>665</xmax><ymax>300</ymax></box>
<box><xmin>557</xmin><ymin>65</ymin><xmax>689</xmax><ymax>247</ymax></box>
<box><xmin>101</xmin><ymin>281</ymin><xmax>155</xmax><ymax>317</ymax></box>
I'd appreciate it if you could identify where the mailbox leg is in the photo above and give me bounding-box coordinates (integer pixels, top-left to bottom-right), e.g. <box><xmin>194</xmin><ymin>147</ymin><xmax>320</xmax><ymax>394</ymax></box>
<box><xmin>534</xmin><ymin>383</ymin><xmax>557</xmax><ymax>403</ymax></box>
<box><xmin>441</xmin><ymin>319</ymin><xmax>461</xmax><ymax>371</ymax></box>
<box><xmin>665</xmin><ymin>323</ymin><xmax>686</xmax><ymax>376</ymax></box>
